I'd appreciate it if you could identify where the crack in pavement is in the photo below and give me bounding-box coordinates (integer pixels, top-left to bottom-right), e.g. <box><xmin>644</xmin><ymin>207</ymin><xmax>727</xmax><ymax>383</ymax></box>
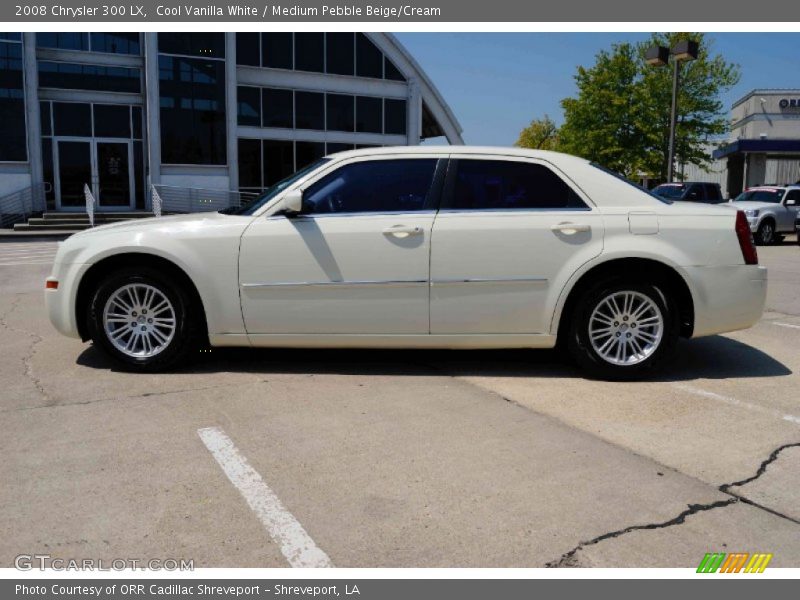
<box><xmin>546</xmin><ymin>498</ymin><xmax>737</xmax><ymax>567</ymax></box>
<box><xmin>0</xmin><ymin>294</ymin><xmax>49</xmax><ymax>401</ymax></box>
<box><xmin>547</xmin><ymin>442</ymin><xmax>800</xmax><ymax>567</ymax></box>
<box><xmin>0</xmin><ymin>379</ymin><xmax>271</xmax><ymax>414</ymax></box>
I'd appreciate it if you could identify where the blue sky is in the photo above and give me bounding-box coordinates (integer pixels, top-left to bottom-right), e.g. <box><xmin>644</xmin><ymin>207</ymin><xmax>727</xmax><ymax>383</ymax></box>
<box><xmin>395</xmin><ymin>33</ymin><xmax>800</xmax><ymax>146</ymax></box>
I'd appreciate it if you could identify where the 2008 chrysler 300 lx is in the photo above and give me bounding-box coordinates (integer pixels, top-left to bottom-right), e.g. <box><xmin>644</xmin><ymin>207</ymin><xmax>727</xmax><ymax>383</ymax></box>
<box><xmin>46</xmin><ymin>147</ymin><xmax>767</xmax><ymax>379</ymax></box>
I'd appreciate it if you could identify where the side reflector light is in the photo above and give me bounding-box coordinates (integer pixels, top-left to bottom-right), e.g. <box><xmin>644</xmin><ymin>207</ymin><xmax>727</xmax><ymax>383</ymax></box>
<box><xmin>46</xmin><ymin>280</ymin><xmax>58</xmax><ymax>290</ymax></box>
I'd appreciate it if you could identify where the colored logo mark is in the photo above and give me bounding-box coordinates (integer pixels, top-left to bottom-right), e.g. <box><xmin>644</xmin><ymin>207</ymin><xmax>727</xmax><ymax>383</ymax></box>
<box><xmin>697</xmin><ymin>552</ymin><xmax>773</xmax><ymax>573</ymax></box>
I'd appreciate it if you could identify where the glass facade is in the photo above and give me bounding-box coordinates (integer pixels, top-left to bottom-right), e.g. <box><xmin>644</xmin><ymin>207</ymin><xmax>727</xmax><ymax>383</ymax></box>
<box><xmin>37</xmin><ymin>32</ymin><xmax>141</xmax><ymax>54</ymax></box>
<box><xmin>0</xmin><ymin>32</ymin><xmax>454</xmax><ymax>216</ymax></box>
<box><xmin>236</xmin><ymin>32</ymin><xmax>406</xmax><ymax>82</ymax></box>
<box><xmin>236</xmin><ymin>85</ymin><xmax>406</xmax><ymax>136</ymax></box>
<box><xmin>38</xmin><ymin>61</ymin><xmax>142</xmax><ymax>93</ymax></box>
<box><xmin>158</xmin><ymin>33</ymin><xmax>227</xmax><ymax>165</ymax></box>
<box><xmin>0</xmin><ymin>35</ymin><xmax>26</xmax><ymax>161</ymax></box>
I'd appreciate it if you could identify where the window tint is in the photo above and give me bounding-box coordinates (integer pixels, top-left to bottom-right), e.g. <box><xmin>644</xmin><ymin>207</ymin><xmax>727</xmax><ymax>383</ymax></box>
<box><xmin>785</xmin><ymin>190</ymin><xmax>800</xmax><ymax>201</ymax></box>
<box><xmin>237</xmin><ymin>86</ymin><xmax>261</xmax><ymax>127</ymax></box>
<box><xmin>326</xmin><ymin>93</ymin><xmax>355</xmax><ymax>132</ymax></box>
<box><xmin>262</xmin><ymin>88</ymin><xmax>293</xmax><ymax>128</ymax></box>
<box><xmin>295</xmin><ymin>32</ymin><xmax>324</xmax><ymax>72</ymax></box>
<box><xmin>158</xmin><ymin>33</ymin><xmax>225</xmax><ymax>58</ymax></box>
<box><xmin>158</xmin><ymin>56</ymin><xmax>226</xmax><ymax>165</ymax></box>
<box><xmin>262</xmin><ymin>33</ymin><xmax>292</xmax><ymax>69</ymax></box>
<box><xmin>91</xmin><ymin>33</ymin><xmax>140</xmax><ymax>54</ymax></box>
<box><xmin>37</xmin><ymin>33</ymin><xmax>88</xmax><ymax>51</ymax></box>
<box><xmin>303</xmin><ymin>159</ymin><xmax>438</xmax><ymax>214</ymax></box>
<box><xmin>0</xmin><ymin>39</ymin><xmax>27</xmax><ymax>161</ymax></box>
<box><xmin>236</xmin><ymin>33</ymin><xmax>260</xmax><ymax>66</ymax></box>
<box><xmin>446</xmin><ymin>160</ymin><xmax>586</xmax><ymax>210</ymax></box>
<box><xmin>238</xmin><ymin>139</ymin><xmax>262</xmax><ymax>188</ymax></box>
<box><xmin>684</xmin><ymin>184</ymin><xmax>704</xmax><ymax>201</ymax></box>
<box><xmin>326</xmin><ymin>33</ymin><xmax>354</xmax><ymax>76</ymax></box>
<box><xmin>38</xmin><ymin>61</ymin><xmax>141</xmax><ymax>93</ymax></box>
<box><xmin>356</xmin><ymin>96</ymin><xmax>382</xmax><ymax>134</ymax></box>
<box><xmin>93</xmin><ymin>104</ymin><xmax>131</xmax><ymax>138</ymax></box>
<box><xmin>384</xmin><ymin>99</ymin><xmax>406</xmax><ymax>135</ymax></box>
<box><xmin>296</xmin><ymin>141</ymin><xmax>326</xmax><ymax>170</ymax></box>
<box><xmin>356</xmin><ymin>34</ymin><xmax>383</xmax><ymax>78</ymax></box>
<box><xmin>295</xmin><ymin>91</ymin><xmax>324</xmax><ymax>130</ymax></box>
<box><xmin>705</xmin><ymin>184</ymin><xmax>722</xmax><ymax>202</ymax></box>
<box><xmin>734</xmin><ymin>189</ymin><xmax>783</xmax><ymax>203</ymax></box>
<box><xmin>53</xmin><ymin>102</ymin><xmax>91</xmax><ymax>137</ymax></box>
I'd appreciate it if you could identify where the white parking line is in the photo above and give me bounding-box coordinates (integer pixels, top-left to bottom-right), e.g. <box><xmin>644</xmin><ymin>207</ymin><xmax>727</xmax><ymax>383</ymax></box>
<box><xmin>197</xmin><ymin>426</ymin><xmax>333</xmax><ymax>568</ymax></box>
<box><xmin>771</xmin><ymin>322</ymin><xmax>800</xmax><ymax>330</ymax></box>
<box><xmin>672</xmin><ymin>383</ymin><xmax>800</xmax><ymax>426</ymax></box>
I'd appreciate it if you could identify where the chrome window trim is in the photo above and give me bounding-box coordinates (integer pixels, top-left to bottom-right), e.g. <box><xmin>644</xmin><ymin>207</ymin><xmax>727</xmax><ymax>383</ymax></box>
<box><xmin>436</xmin><ymin>207</ymin><xmax>592</xmax><ymax>214</ymax></box>
<box><xmin>266</xmin><ymin>210</ymin><xmax>437</xmax><ymax>220</ymax></box>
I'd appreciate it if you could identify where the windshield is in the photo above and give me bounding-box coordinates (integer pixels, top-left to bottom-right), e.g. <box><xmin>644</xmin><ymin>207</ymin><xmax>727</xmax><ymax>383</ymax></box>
<box><xmin>733</xmin><ymin>189</ymin><xmax>783</xmax><ymax>204</ymax></box>
<box><xmin>653</xmin><ymin>184</ymin><xmax>687</xmax><ymax>198</ymax></box>
<box><xmin>590</xmin><ymin>163</ymin><xmax>672</xmax><ymax>204</ymax></box>
<box><xmin>226</xmin><ymin>159</ymin><xmax>330</xmax><ymax>216</ymax></box>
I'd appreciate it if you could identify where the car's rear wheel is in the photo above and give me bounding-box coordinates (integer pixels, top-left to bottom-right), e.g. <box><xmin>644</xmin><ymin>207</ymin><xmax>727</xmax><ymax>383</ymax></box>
<box><xmin>568</xmin><ymin>281</ymin><xmax>679</xmax><ymax>380</ymax></box>
<box><xmin>755</xmin><ymin>220</ymin><xmax>776</xmax><ymax>245</ymax></box>
<box><xmin>87</xmin><ymin>267</ymin><xmax>201</xmax><ymax>371</ymax></box>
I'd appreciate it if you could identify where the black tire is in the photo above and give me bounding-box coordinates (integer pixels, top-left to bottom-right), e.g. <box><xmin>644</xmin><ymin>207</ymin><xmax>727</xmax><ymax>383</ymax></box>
<box><xmin>86</xmin><ymin>267</ymin><xmax>202</xmax><ymax>372</ymax></box>
<box><xmin>754</xmin><ymin>220</ymin><xmax>776</xmax><ymax>245</ymax></box>
<box><xmin>567</xmin><ymin>281</ymin><xmax>680</xmax><ymax>381</ymax></box>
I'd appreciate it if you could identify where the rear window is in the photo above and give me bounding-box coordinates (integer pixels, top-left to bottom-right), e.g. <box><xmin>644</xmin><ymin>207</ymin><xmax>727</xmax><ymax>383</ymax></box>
<box><xmin>734</xmin><ymin>189</ymin><xmax>784</xmax><ymax>203</ymax></box>
<box><xmin>590</xmin><ymin>163</ymin><xmax>672</xmax><ymax>204</ymax></box>
<box><xmin>653</xmin><ymin>184</ymin><xmax>686</xmax><ymax>199</ymax></box>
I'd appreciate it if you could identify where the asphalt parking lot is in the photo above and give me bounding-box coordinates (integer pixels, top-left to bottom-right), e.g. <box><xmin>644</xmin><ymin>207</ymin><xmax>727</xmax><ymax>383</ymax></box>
<box><xmin>1</xmin><ymin>237</ymin><xmax>799</xmax><ymax>568</ymax></box>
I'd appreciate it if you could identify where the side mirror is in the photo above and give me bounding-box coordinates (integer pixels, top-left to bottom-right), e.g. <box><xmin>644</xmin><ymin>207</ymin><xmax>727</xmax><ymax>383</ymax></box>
<box><xmin>280</xmin><ymin>189</ymin><xmax>303</xmax><ymax>215</ymax></box>
<box><xmin>786</xmin><ymin>198</ymin><xmax>797</xmax><ymax>206</ymax></box>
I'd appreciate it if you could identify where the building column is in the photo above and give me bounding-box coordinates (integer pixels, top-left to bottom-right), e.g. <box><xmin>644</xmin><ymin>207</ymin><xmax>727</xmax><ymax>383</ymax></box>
<box><xmin>143</xmin><ymin>33</ymin><xmax>161</xmax><ymax>207</ymax></box>
<box><xmin>22</xmin><ymin>33</ymin><xmax>43</xmax><ymax>200</ymax></box>
<box><xmin>225</xmin><ymin>33</ymin><xmax>239</xmax><ymax>193</ymax></box>
<box><xmin>406</xmin><ymin>77</ymin><xmax>421</xmax><ymax>145</ymax></box>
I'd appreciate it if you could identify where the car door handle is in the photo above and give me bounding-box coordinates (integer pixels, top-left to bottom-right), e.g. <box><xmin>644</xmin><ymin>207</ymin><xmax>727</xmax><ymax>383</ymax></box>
<box><xmin>551</xmin><ymin>222</ymin><xmax>590</xmax><ymax>235</ymax></box>
<box><xmin>383</xmin><ymin>225</ymin><xmax>423</xmax><ymax>238</ymax></box>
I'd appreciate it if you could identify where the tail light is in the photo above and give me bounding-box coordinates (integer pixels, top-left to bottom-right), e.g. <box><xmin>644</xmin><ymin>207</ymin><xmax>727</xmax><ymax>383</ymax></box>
<box><xmin>735</xmin><ymin>210</ymin><xmax>758</xmax><ymax>265</ymax></box>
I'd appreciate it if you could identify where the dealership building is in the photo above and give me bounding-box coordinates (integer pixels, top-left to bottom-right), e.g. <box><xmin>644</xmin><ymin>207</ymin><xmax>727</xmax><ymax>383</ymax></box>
<box><xmin>0</xmin><ymin>32</ymin><xmax>462</xmax><ymax>220</ymax></box>
<box><xmin>682</xmin><ymin>89</ymin><xmax>800</xmax><ymax>198</ymax></box>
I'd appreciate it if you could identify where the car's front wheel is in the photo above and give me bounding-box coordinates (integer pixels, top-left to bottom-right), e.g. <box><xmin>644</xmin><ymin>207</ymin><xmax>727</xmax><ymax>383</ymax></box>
<box><xmin>568</xmin><ymin>282</ymin><xmax>680</xmax><ymax>380</ymax></box>
<box><xmin>755</xmin><ymin>220</ymin><xmax>776</xmax><ymax>245</ymax></box>
<box><xmin>87</xmin><ymin>267</ymin><xmax>201</xmax><ymax>371</ymax></box>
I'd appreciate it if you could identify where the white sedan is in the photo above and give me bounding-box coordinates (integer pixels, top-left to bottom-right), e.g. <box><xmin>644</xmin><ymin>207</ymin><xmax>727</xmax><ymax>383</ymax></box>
<box><xmin>46</xmin><ymin>147</ymin><xmax>767</xmax><ymax>379</ymax></box>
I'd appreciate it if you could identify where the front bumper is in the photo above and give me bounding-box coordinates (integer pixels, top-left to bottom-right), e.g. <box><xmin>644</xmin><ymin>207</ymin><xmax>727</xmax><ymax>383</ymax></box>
<box><xmin>685</xmin><ymin>264</ymin><xmax>767</xmax><ymax>338</ymax></box>
<box><xmin>46</xmin><ymin>261</ymin><xmax>92</xmax><ymax>340</ymax></box>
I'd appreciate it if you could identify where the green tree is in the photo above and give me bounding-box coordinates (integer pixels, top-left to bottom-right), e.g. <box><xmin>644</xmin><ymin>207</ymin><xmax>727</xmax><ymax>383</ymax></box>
<box><xmin>556</xmin><ymin>33</ymin><xmax>739</xmax><ymax>180</ymax></box>
<box><xmin>515</xmin><ymin>115</ymin><xmax>560</xmax><ymax>150</ymax></box>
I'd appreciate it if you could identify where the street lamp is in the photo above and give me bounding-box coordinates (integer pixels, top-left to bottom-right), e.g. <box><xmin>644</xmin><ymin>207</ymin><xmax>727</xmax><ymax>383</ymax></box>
<box><xmin>646</xmin><ymin>40</ymin><xmax>699</xmax><ymax>182</ymax></box>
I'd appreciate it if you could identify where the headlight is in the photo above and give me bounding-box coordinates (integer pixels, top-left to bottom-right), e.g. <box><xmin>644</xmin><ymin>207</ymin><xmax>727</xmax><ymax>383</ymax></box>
<box><xmin>744</xmin><ymin>209</ymin><xmax>759</xmax><ymax>218</ymax></box>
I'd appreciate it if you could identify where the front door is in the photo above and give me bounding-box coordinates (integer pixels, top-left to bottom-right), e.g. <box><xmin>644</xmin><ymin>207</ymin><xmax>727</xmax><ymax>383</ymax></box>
<box><xmin>95</xmin><ymin>141</ymin><xmax>132</xmax><ymax>209</ymax></box>
<box><xmin>238</xmin><ymin>157</ymin><xmax>444</xmax><ymax>335</ymax></box>
<box><xmin>430</xmin><ymin>156</ymin><xmax>605</xmax><ymax>334</ymax></box>
<box><xmin>54</xmin><ymin>139</ymin><xmax>134</xmax><ymax>211</ymax></box>
<box><xmin>55</xmin><ymin>140</ymin><xmax>92</xmax><ymax>209</ymax></box>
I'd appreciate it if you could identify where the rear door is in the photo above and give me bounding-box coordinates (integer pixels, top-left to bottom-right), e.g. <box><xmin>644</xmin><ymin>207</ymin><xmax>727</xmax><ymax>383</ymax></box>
<box><xmin>429</xmin><ymin>156</ymin><xmax>604</xmax><ymax>334</ymax></box>
<box><xmin>781</xmin><ymin>189</ymin><xmax>800</xmax><ymax>231</ymax></box>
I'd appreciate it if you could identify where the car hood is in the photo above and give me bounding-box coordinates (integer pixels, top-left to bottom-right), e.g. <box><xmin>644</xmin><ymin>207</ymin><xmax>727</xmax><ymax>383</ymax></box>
<box><xmin>71</xmin><ymin>212</ymin><xmax>232</xmax><ymax>237</ymax></box>
<box><xmin>728</xmin><ymin>200</ymin><xmax>777</xmax><ymax>211</ymax></box>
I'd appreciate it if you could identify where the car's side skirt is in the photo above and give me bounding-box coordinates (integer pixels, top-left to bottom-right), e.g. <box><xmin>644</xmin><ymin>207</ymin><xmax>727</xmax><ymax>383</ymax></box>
<box><xmin>209</xmin><ymin>333</ymin><xmax>557</xmax><ymax>349</ymax></box>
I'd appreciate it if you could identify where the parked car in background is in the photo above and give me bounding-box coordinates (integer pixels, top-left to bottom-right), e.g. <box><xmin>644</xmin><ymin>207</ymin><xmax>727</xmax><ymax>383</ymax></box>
<box><xmin>730</xmin><ymin>185</ymin><xmax>800</xmax><ymax>245</ymax></box>
<box><xmin>652</xmin><ymin>182</ymin><xmax>725</xmax><ymax>204</ymax></box>
<box><xmin>46</xmin><ymin>147</ymin><xmax>766</xmax><ymax>380</ymax></box>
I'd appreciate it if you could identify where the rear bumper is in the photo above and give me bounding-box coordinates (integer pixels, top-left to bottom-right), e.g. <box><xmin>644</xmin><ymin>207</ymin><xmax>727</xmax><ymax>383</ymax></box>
<box><xmin>686</xmin><ymin>264</ymin><xmax>767</xmax><ymax>338</ymax></box>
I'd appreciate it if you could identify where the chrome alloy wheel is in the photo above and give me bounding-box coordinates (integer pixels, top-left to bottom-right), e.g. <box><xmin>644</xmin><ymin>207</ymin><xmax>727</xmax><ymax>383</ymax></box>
<box><xmin>103</xmin><ymin>283</ymin><xmax>176</xmax><ymax>358</ymax></box>
<box><xmin>588</xmin><ymin>290</ymin><xmax>664</xmax><ymax>366</ymax></box>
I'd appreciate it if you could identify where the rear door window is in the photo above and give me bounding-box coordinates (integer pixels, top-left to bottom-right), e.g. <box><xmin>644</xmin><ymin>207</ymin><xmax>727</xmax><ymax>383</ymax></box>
<box><xmin>442</xmin><ymin>159</ymin><xmax>587</xmax><ymax>210</ymax></box>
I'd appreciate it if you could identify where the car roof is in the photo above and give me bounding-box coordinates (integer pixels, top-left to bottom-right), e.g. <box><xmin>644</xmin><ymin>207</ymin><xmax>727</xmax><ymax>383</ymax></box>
<box><xmin>745</xmin><ymin>186</ymin><xmax>786</xmax><ymax>192</ymax></box>
<box><xmin>324</xmin><ymin>145</ymin><xmax>592</xmax><ymax>167</ymax></box>
<box><xmin>656</xmin><ymin>182</ymin><xmax>717</xmax><ymax>186</ymax></box>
